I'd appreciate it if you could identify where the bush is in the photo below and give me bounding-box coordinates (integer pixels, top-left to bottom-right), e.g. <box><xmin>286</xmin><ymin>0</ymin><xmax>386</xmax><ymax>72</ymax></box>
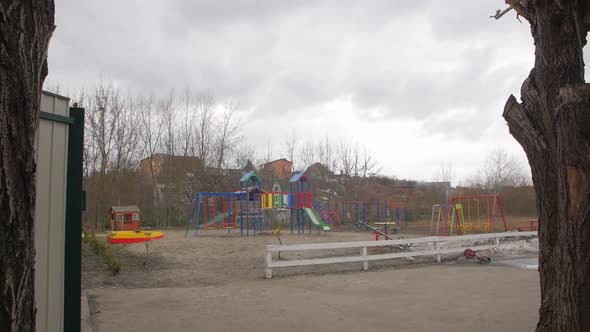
<box><xmin>83</xmin><ymin>231</ymin><xmax>121</xmax><ymax>275</ymax></box>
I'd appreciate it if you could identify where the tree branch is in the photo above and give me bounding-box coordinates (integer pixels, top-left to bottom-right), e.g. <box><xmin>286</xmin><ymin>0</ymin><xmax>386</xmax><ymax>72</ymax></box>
<box><xmin>503</xmin><ymin>94</ymin><xmax>548</xmax><ymax>152</ymax></box>
<box><xmin>505</xmin><ymin>0</ymin><xmax>530</xmax><ymax>21</ymax></box>
<box><xmin>490</xmin><ymin>6</ymin><xmax>513</xmax><ymax>20</ymax></box>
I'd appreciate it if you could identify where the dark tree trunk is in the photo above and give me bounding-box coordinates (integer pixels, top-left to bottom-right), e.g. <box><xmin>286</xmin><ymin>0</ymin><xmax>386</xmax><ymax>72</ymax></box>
<box><xmin>502</xmin><ymin>1</ymin><xmax>590</xmax><ymax>330</ymax></box>
<box><xmin>0</xmin><ymin>1</ymin><xmax>55</xmax><ymax>331</ymax></box>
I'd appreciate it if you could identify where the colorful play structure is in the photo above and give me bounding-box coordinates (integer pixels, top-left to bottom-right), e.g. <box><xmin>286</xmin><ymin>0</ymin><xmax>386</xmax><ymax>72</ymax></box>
<box><xmin>184</xmin><ymin>171</ymin><xmax>264</xmax><ymax>237</ymax></box>
<box><xmin>429</xmin><ymin>194</ymin><xmax>508</xmax><ymax>236</ymax></box>
<box><xmin>107</xmin><ymin>230</ymin><xmax>165</xmax><ymax>244</ymax></box>
<box><xmin>184</xmin><ymin>169</ymin><xmax>414</xmax><ymax>238</ymax></box>
<box><xmin>107</xmin><ymin>205</ymin><xmax>165</xmax><ymax>244</ymax></box>
<box><xmin>185</xmin><ymin>171</ymin><xmax>333</xmax><ymax>237</ymax></box>
<box><xmin>314</xmin><ymin>200</ymin><xmax>408</xmax><ymax>235</ymax></box>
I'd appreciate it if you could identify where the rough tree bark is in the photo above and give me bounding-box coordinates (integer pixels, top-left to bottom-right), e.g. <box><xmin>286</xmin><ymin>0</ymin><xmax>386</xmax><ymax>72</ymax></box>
<box><xmin>502</xmin><ymin>1</ymin><xmax>590</xmax><ymax>330</ymax></box>
<box><xmin>0</xmin><ymin>1</ymin><xmax>55</xmax><ymax>331</ymax></box>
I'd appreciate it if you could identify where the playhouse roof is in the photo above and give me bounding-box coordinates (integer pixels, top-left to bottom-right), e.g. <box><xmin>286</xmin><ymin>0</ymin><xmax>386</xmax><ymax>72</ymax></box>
<box><xmin>240</xmin><ymin>170</ymin><xmax>262</xmax><ymax>183</ymax></box>
<box><xmin>232</xmin><ymin>186</ymin><xmax>264</xmax><ymax>194</ymax></box>
<box><xmin>289</xmin><ymin>171</ymin><xmax>309</xmax><ymax>183</ymax></box>
<box><xmin>111</xmin><ymin>205</ymin><xmax>140</xmax><ymax>213</ymax></box>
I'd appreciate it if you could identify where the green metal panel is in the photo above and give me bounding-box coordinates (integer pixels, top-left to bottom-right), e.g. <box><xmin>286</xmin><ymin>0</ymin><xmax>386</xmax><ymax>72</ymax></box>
<box><xmin>39</xmin><ymin>111</ymin><xmax>75</xmax><ymax>125</ymax></box>
<box><xmin>63</xmin><ymin>106</ymin><xmax>84</xmax><ymax>332</ymax></box>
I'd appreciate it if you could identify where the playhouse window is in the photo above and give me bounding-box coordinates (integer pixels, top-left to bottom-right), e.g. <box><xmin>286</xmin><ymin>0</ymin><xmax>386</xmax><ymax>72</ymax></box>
<box><xmin>133</xmin><ymin>213</ymin><xmax>139</xmax><ymax>221</ymax></box>
<box><xmin>116</xmin><ymin>214</ymin><xmax>123</xmax><ymax>221</ymax></box>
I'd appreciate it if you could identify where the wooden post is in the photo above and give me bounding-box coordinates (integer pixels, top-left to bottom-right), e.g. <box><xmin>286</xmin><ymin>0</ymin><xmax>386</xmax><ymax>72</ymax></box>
<box><xmin>435</xmin><ymin>242</ymin><xmax>441</xmax><ymax>263</ymax></box>
<box><xmin>361</xmin><ymin>247</ymin><xmax>368</xmax><ymax>270</ymax></box>
<box><xmin>495</xmin><ymin>237</ymin><xmax>500</xmax><ymax>246</ymax></box>
<box><xmin>265</xmin><ymin>250</ymin><xmax>273</xmax><ymax>279</ymax></box>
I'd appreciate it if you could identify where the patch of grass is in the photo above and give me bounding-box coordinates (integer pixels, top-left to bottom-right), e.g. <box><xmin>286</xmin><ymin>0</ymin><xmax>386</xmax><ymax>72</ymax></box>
<box><xmin>83</xmin><ymin>231</ymin><xmax>121</xmax><ymax>275</ymax></box>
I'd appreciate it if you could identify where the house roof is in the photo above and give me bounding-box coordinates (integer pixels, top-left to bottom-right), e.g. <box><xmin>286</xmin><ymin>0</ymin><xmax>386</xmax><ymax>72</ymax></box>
<box><xmin>259</xmin><ymin>158</ymin><xmax>292</xmax><ymax>167</ymax></box>
<box><xmin>289</xmin><ymin>171</ymin><xmax>309</xmax><ymax>183</ymax></box>
<box><xmin>111</xmin><ymin>205</ymin><xmax>140</xmax><ymax>213</ymax></box>
<box><xmin>240</xmin><ymin>170</ymin><xmax>262</xmax><ymax>184</ymax></box>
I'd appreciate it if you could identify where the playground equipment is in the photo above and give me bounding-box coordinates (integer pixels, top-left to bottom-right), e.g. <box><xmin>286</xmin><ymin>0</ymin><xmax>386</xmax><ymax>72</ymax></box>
<box><xmin>317</xmin><ymin>207</ymin><xmax>343</xmax><ymax>232</ymax></box>
<box><xmin>106</xmin><ymin>230</ymin><xmax>164</xmax><ymax>244</ymax></box>
<box><xmin>185</xmin><ymin>170</ymin><xmax>333</xmax><ymax>237</ymax></box>
<box><xmin>185</xmin><ymin>171</ymin><xmax>265</xmax><ymax>237</ymax></box>
<box><xmin>357</xmin><ymin>220</ymin><xmax>393</xmax><ymax>239</ymax></box>
<box><xmin>238</xmin><ymin>171</ymin><xmax>265</xmax><ymax>235</ymax></box>
<box><xmin>431</xmin><ymin>195</ymin><xmax>508</xmax><ymax>236</ymax></box>
<box><xmin>186</xmin><ymin>192</ymin><xmax>239</xmax><ymax>236</ymax></box>
<box><xmin>303</xmin><ymin>207</ymin><xmax>331</xmax><ymax>232</ymax></box>
<box><xmin>261</xmin><ymin>191</ymin><xmax>289</xmax><ymax>209</ymax></box>
<box><xmin>516</xmin><ymin>219</ymin><xmax>538</xmax><ymax>231</ymax></box>
<box><xmin>289</xmin><ymin>171</ymin><xmax>331</xmax><ymax>234</ymax></box>
<box><xmin>335</xmin><ymin>200</ymin><xmax>407</xmax><ymax>233</ymax></box>
<box><xmin>429</xmin><ymin>204</ymin><xmax>448</xmax><ymax>235</ymax></box>
<box><xmin>357</xmin><ymin>221</ymin><xmax>412</xmax><ymax>250</ymax></box>
<box><xmin>107</xmin><ymin>230</ymin><xmax>165</xmax><ymax>266</ymax></box>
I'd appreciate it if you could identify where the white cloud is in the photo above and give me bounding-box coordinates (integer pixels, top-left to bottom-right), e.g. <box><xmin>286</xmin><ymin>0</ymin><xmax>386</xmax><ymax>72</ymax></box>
<box><xmin>47</xmin><ymin>0</ymin><xmax>580</xmax><ymax>182</ymax></box>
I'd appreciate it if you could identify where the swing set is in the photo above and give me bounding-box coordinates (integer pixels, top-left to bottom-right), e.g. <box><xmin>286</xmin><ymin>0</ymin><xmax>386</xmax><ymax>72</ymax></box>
<box><xmin>434</xmin><ymin>195</ymin><xmax>508</xmax><ymax>236</ymax></box>
<box><xmin>200</xmin><ymin>195</ymin><xmax>239</xmax><ymax>230</ymax></box>
<box><xmin>317</xmin><ymin>208</ymin><xmax>343</xmax><ymax>232</ymax></box>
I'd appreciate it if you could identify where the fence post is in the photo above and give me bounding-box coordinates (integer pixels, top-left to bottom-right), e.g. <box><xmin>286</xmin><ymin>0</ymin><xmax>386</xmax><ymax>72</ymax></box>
<box><xmin>435</xmin><ymin>242</ymin><xmax>441</xmax><ymax>263</ymax></box>
<box><xmin>361</xmin><ymin>247</ymin><xmax>368</xmax><ymax>270</ymax></box>
<box><xmin>265</xmin><ymin>249</ymin><xmax>273</xmax><ymax>279</ymax></box>
<box><xmin>495</xmin><ymin>237</ymin><xmax>500</xmax><ymax>246</ymax></box>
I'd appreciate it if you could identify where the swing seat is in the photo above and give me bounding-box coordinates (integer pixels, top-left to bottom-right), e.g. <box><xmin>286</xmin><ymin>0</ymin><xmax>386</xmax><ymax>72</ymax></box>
<box><xmin>476</xmin><ymin>224</ymin><xmax>490</xmax><ymax>232</ymax></box>
<box><xmin>462</xmin><ymin>223</ymin><xmax>473</xmax><ymax>232</ymax></box>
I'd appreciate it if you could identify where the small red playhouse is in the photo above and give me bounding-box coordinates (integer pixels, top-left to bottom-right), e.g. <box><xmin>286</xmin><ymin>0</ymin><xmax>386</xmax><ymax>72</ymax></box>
<box><xmin>110</xmin><ymin>205</ymin><xmax>141</xmax><ymax>231</ymax></box>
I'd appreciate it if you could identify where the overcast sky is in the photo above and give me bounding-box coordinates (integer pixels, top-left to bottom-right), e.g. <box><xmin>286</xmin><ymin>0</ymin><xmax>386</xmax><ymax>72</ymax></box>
<box><xmin>45</xmin><ymin>1</ymin><xmax>588</xmax><ymax>183</ymax></box>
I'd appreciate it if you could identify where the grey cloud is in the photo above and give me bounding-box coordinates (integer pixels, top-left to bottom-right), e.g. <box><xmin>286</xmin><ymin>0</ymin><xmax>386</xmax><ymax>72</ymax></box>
<box><xmin>47</xmin><ymin>0</ymin><xmax>541</xmax><ymax>139</ymax></box>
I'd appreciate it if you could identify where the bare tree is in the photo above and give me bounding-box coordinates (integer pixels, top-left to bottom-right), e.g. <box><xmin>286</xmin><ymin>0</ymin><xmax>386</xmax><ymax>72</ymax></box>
<box><xmin>434</xmin><ymin>161</ymin><xmax>456</xmax><ymax>184</ymax></box>
<box><xmin>264</xmin><ymin>138</ymin><xmax>273</xmax><ymax>164</ymax></box>
<box><xmin>76</xmin><ymin>90</ymin><xmax>98</xmax><ymax>177</ymax></box>
<box><xmin>161</xmin><ymin>91</ymin><xmax>176</xmax><ymax>158</ymax></box>
<box><xmin>194</xmin><ymin>92</ymin><xmax>216</xmax><ymax>166</ymax></box>
<box><xmin>112</xmin><ymin>95</ymin><xmax>139</xmax><ymax>173</ymax></box>
<box><xmin>358</xmin><ymin>146</ymin><xmax>380</xmax><ymax>178</ymax></box>
<box><xmin>214</xmin><ymin>102</ymin><xmax>242</xmax><ymax>170</ymax></box>
<box><xmin>284</xmin><ymin>132</ymin><xmax>298</xmax><ymax>168</ymax></box>
<box><xmin>496</xmin><ymin>2</ymin><xmax>590</xmax><ymax>329</ymax></box>
<box><xmin>432</xmin><ymin>161</ymin><xmax>455</xmax><ymax>203</ymax></box>
<box><xmin>137</xmin><ymin>95</ymin><xmax>165</xmax><ymax>227</ymax></box>
<box><xmin>316</xmin><ymin>136</ymin><xmax>337</xmax><ymax>172</ymax></box>
<box><xmin>83</xmin><ymin>84</ymin><xmax>127</xmax><ymax>230</ymax></box>
<box><xmin>0</xmin><ymin>1</ymin><xmax>55</xmax><ymax>330</ymax></box>
<box><xmin>159</xmin><ymin>92</ymin><xmax>177</xmax><ymax>228</ymax></box>
<box><xmin>86</xmin><ymin>84</ymin><xmax>121</xmax><ymax>175</ymax></box>
<box><xmin>337</xmin><ymin>141</ymin><xmax>357</xmax><ymax>176</ymax></box>
<box><xmin>299</xmin><ymin>140</ymin><xmax>316</xmax><ymax>170</ymax></box>
<box><xmin>231</xmin><ymin>142</ymin><xmax>257</xmax><ymax>170</ymax></box>
<box><xmin>481</xmin><ymin>149</ymin><xmax>527</xmax><ymax>193</ymax></box>
<box><xmin>178</xmin><ymin>88</ymin><xmax>196</xmax><ymax>156</ymax></box>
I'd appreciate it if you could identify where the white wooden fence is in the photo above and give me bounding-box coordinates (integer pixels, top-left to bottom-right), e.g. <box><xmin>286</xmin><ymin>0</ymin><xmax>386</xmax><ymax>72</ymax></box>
<box><xmin>265</xmin><ymin>231</ymin><xmax>537</xmax><ymax>278</ymax></box>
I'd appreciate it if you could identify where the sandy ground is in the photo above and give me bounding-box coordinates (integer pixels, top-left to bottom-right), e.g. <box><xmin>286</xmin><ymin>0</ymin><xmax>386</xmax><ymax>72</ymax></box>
<box><xmin>84</xmin><ymin>228</ymin><xmax>540</xmax><ymax>332</ymax></box>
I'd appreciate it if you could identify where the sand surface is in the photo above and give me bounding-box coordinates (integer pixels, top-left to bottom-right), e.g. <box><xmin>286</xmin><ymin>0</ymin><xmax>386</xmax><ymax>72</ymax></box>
<box><xmin>84</xmin><ymin>229</ymin><xmax>540</xmax><ymax>332</ymax></box>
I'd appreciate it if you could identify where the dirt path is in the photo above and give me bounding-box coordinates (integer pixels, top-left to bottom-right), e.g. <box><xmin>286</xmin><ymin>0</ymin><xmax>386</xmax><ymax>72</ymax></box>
<box><xmin>84</xmin><ymin>229</ymin><xmax>540</xmax><ymax>331</ymax></box>
<box><xmin>88</xmin><ymin>265</ymin><xmax>539</xmax><ymax>332</ymax></box>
